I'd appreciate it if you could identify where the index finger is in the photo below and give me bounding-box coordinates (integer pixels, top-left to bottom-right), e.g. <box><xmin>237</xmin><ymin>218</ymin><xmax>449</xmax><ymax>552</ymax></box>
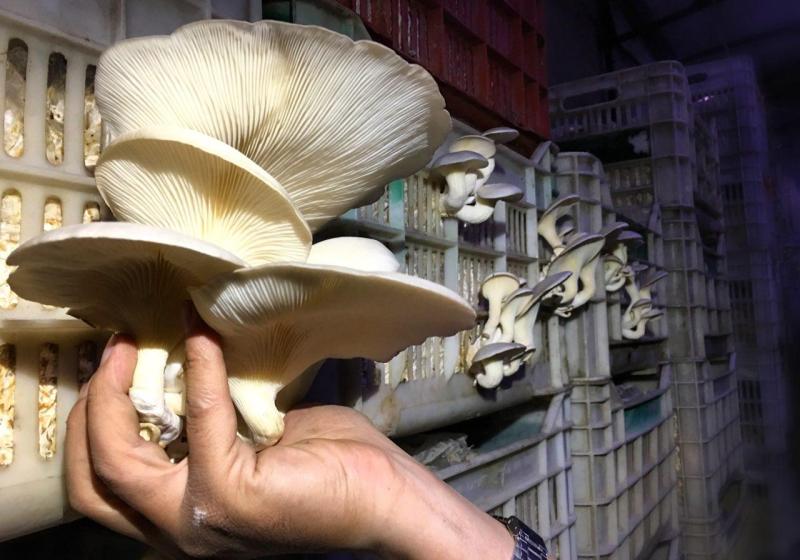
<box><xmin>86</xmin><ymin>335</ymin><xmax>184</xmax><ymax>531</ymax></box>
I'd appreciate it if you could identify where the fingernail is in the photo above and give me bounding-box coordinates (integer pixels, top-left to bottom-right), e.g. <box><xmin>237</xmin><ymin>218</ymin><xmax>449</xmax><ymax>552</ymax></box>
<box><xmin>182</xmin><ymin>300</ymin><xmax>198</xmax><ymax>334</ymax></box>
<box><xmin>99</xmin><ymin>334</ymin><xmax>118</xmax><ymax>366</ymax></box>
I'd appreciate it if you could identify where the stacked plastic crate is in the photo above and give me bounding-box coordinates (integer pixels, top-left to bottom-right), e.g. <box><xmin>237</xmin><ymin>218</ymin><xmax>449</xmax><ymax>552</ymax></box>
<box><xmin>0</xmin><ymin>0</ymin><xmax>263</xmax><ymax>540</ymax></box>
<box><xmin>686</xmin><ymin>57</ymin><xmax>786</xmax><ymax>486</ymax></box>
<box><xmin>551</xmin><ymin>151</ymin><xmax>678</xmax><ymax>560</ymax></box>
<box><xmin>331</xmin><ymin>124</ymin><xmax>577</xmax><ymax>558</ymax></box>
<box><xmin>0</xmin><ymin>8</ymin><xmax>109</xmax><ymax>539</ymax></box>
<box><xmin>549</xmin><ymin>61</ymin><xmax>743</xmax><ymax>560</ymax></box>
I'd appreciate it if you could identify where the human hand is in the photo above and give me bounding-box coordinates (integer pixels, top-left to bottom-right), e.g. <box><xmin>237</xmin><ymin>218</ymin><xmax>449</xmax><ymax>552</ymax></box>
<box><xmin>66</xmin><ymin>310</ymin><xmax>514</xmax><ymax>559</ymax></box>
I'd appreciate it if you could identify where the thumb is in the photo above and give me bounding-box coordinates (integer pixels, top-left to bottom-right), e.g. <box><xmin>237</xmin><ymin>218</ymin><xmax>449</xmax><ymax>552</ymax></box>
<box><xmin>183</xmin><ymin>302</ymin><xmax>241</xmax><ymax>470</ymax></box>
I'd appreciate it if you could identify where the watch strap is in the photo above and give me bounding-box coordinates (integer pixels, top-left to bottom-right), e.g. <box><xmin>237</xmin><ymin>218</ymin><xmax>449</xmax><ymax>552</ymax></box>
<box><xmin>494</xmin><ymin>515</ymin><xmax>549</xmax><ymax>560</ymax></box>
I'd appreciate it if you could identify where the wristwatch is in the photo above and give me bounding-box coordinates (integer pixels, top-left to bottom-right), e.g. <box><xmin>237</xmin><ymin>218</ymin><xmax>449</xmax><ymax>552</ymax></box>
<box><xmin>493</xmin><ymin>516</ymin><xmax>549</xmax><ymax>560</ymax></box>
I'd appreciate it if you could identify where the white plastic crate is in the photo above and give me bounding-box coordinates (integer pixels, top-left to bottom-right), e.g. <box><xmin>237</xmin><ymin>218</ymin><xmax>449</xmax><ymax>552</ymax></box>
<box><xmin>549</xmin><ymin>61</ymin><xmax>696</xmax><ymax>209</ymax></box>
<box><xmin>0</xmin><ymin>1</ymin><xmax>259</xmax><ymax>540</ymax></box>
<box><xmin>431</xmin><ymin>393</ymin><xmax>577</xmax><ymax>559</ymax></box>
<box><xmin>340</xmin><ymin>123</ymin><xmax>560</xmax><ymax>437</ymax></box>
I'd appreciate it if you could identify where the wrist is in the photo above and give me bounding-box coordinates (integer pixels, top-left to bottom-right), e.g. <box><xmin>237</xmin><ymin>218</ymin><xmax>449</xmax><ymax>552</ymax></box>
<box><xmin>371</xmin><ymin>456</ymin><xmax>514</xmax><ymax>560</ymax></box>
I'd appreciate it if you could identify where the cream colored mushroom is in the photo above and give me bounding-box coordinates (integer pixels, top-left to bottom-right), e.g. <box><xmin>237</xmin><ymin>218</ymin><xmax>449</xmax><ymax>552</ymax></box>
<box><xmin>470</xmin><ymin>342</ymin><xmax>526</xmax><ymax>389</ymax></box>
<box><xmin>480</xmin><ymin>272</ymin><xmax>521</xmax><ymax>340</ymax></box>
<box><xmin>506</xmin><ymin>272</ymin><xmax>572</xmax><ymax>373</ymax></box>
<box><xmin>604</xmin><ymin>254</ymin><xmax>627</xmax><ymax>292</ymax></box>
<box><xmin>448</xmin><ymin>135</ymin><xmax>497</xmax><ymax>190</ymax></box>
<box><xmin>622</xmin><ymin>304</ymin><xmax>663</xmax><ymax>340</ymax></box>
<box><xmin>306</xmin><ymin>236</ymin><xmax>400</xmax><ymax>272</ymax></box>
<box><xmin>95</xmin><ymin>126</ymin><xmax>311</xmax><ymax>266</ymax></box>
<box><xmin>96</xmin><ymin>20</ymin><xmax>450</xmax><ymax>232</ymax></box>
<box><xmin>190</xmin><ymin>263</ymin><xmax>475</xmax><ymax>447</ymax></box>
<box><xmin>454</xmin><ymin>182</ymin><xmax>524</xmax><ymax>224</ymax></box>
<box><xmin>431</xmin><ymin>151</ymin><xmax>489</xmax><ymax>214</ymax></box>
<box><xmin>638</xmin><ymin>269</ymin><xmax>668</xmax><ymax>301</ymax></box>
<box><xmin>538</xmin><ymin>194</ymin><xmax>580</xmax><ymax>256</ymax></box>
<box><xmin>482</xmin><ymin>127</ymin><xmax>519</xmax><ymax>145</ymax></box>
<box><xmin>622</xmin><ymin>298</ymin><xmax>652</xmax><ymax>332</ymax></box>
<box><xmin>8</xmin><ymin>222</ymin><xmax>246</xmax><ymax>445</ymax></box>
<box><xmin>545</xmin><ymin>233</ymin><xmax>605</xmax><ymax>310</ymax></box>
<box><xmin>560</xmin><ymin>235</ymin><xmax>605</xmax><ymax>316</ymax></box>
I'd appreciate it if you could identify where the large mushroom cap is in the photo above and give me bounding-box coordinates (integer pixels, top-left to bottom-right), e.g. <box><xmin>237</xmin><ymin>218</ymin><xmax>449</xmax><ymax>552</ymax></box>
<box><xmin>431</xmin><ymin>150</ymin><xmax>488</xmax><ymax>174</ymax></box>
<box><xmin>482</xmin><ymin>127</ymin><xmax>519</xmax><ymax>145</ymax></box>
<box><xmin>8</xmin><ymin>222</ymin><xmax>245</xmax><ymax>332</ymax></box>
<box><xmin>190</xmin><ymin>262</ymin><xmax>475</xmax><ymax>387</ymax></box>
<box><xmin>476</xmin><ymin>183</ymin><xmax>524</xmax><ymax>203</ymax></box>
<box><xmin>448</xmin><ymin>135</ymin><xmax>497</xmax><ymax>159</ymax></box>
<box><xmin>96</xmin><ymin>126</ymin><xmax>311</xmax><ymax>265</ymax></box>
<box><xmin>96</xmin><ymin>19</ymin><xmax>450</xmax><ymax>232</ymax></box>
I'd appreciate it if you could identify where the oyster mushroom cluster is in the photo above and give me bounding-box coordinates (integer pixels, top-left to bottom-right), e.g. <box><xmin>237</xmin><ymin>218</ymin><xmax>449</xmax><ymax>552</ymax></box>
<box><xmin>537</xmin><ymin>195</ymin><xmax>606</xmax><ymax>318</ymax></box>
<box><xmin>597</xmin><ymin>223</ymin><xmax>667</xmax><ymax>340</ymax></box>
<box><xmin>466</xmin><ymin>271</ymin><xmax>571</xmax><ymax>389</ymax></box>
<box><xmin>431</xmin><ymin>127</ymin><xmax>525</xmax><ymax>224</ymax></box>
<box><xmin>8</xmin><ymin>20</ymin><xmax>477</xmax><ymax>448</ymax></box>
<box><xmin>621</xmin><ymin>267</ymin><xmax>667</xmax><ymax>340</ymax></box>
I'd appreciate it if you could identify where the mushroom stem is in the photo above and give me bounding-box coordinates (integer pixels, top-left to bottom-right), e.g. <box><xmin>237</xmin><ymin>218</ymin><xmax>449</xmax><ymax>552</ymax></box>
<box><xmin>453</xmin><ymin>198</ymin><xmax>495</xmax><ymax>224</ymax></box>
<box><xmin>129</xmin><ymin>346</ymin><xmax>182</xmax><ymax>445</ymax></box>
<box><xmin>228</xmin><ymin>377</ymin><xmax>283</xmax><ymax>448</ymax></box>
<box><xmin>475</xmin><ymin>360</ymin><xmax>505</xmax><ymax>389</ymax></box>
<box><xmin>441</xmin><ymin>171</ymin><xmax>469</xmax><ymax>213</ymax></box>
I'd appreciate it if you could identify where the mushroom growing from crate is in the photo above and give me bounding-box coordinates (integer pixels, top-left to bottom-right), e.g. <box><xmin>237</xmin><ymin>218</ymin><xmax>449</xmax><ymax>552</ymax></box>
<box><xmin>432</xmin><ymin>151</ymin><xmax>489</xmax><ymax>214</ymax></box>
<box><xmin>95</xmin><ymin>126</ymin><xmax>312</xmax><ymax>266</ymax></box>
<box><xmin>544</xmin><ymin>233</ymin><xmax>605</xmax><ymax>313</ymax></box>
<box><xmin>599</xmin><ymin>222</ymin><xmax>630</xmax><ymax>293</ymax></box>
<box><xmin>95</xmin><ymin>19</ymin><xmax>450</xmax><ymax>232</ymax></box>
<box><xmin>448</xmin><ymin>134</ymin><xmax>497</xmax><ymax>191</ymax></box>
<box><xmin>559</xmin><ymin>234</ymin><xmax>605</xmax><ymax>316</ymax></box>
<box><xmin>7</xmin><ymin>222</ymin><xmax>246</xmax><ymax>445</ymax></box>
<box><xmin>469</xmin><ymin>342</ymin><xmax>527</xmax><ymax>390</ymax></box>
<box><xmin>482</xmin><ymin>126</ymin><xmax>519</xmax><ymax>146</ymax></box>
<box><xmin>604</xmin><ymin>254</ymin><xmax>627</xmax><ymax>292</ymax></box>
<box><xmin>638</xmin><ymin>269</ymin><xmax>669</xmax><ymax>301</ymax></box>
<box><xmin>623</xmin><ymin>304</ymin><xmax>663</xmax><ymax>340</ymax></box>
<box><xmin>557</xmin><ymin>216</ymin><xmax>577</xmax><ymax>242</ymax></box>
<box><xmin>454</xmin><ymin>182</ymin><xmax>525</xmax><ymax>224</ymax></box>
<box><xmin>612</xmin><ymin>229</ymin><xmax>644</xmax><ymax>266</ymax></box>
<box><xmin>622</xmin><ymin>298</ymin><xmax>653</xmax><ymax>335</ymax></box>
<box><xmin>190</xmin><ymin>263</ymin><xmax>474</xmax><ymax>447</ymax></box>
<box><xmin>480</xmin><ymin>272</ymin><xmax>521</xmax><ymax>340</ymax></box>
<box><xmin>506</xmin><ymin>272</ymin><xmax>572</xmax><ymax>373</ymax></box>
<box><xmin>537</xmin><ymin>194</ymin><xmax>580</xmax><ymax>257</ymax></box>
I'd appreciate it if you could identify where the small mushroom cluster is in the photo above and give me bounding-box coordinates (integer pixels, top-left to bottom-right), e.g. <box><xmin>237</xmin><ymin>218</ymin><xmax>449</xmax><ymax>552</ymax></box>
<box><xmin>431</xmin><ymin>128</ymin><xmax>525</xmax><ymax>224</ymax></box>
<box><xmin>467</xmin><ymin>271</ymin><xmax>571</xmax><ymax>389</ymax></box>
<box><xmin>599</xmin><ymin>224</ymin><xmax>667</xmax><ymax>340</ymax></box>
<box><xmin>621</xmin><ymin>267</ymin><xmax>667</xmax><ymax>340</ymax></box>
<box><xmin>537</xmin><ymin>195</ymin><xmax>606</xmax><ymax>317</ymax></box>
<box><xmin>7</xmin><ymin>21</ymin><xmax>478</xmax><ymax>448</ymax></box>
